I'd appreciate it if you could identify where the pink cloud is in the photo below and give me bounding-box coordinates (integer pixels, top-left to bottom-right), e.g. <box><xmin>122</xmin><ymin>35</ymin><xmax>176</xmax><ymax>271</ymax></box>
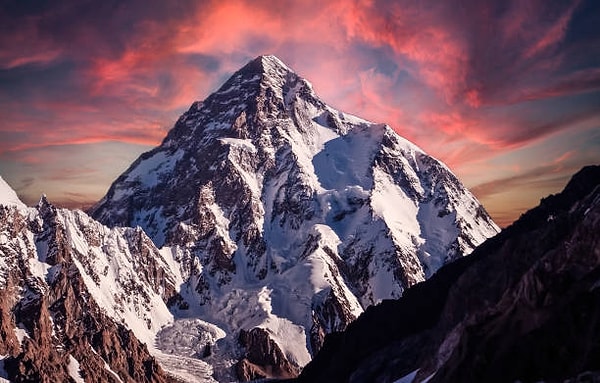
<box><xmin>337</xmin><ymin>2</ymin><xmax>470</xmax><ymax>104</ymax></box>
<box><xmin>2</xmin><ymin>0</ymin><xmax>587</xmax><ymax>158</ymax></box>
<box><xmin>515</xmin><ymin>67</ymin><xmax>600</xmax><ymax>103</ymax></box>
<box><xmin>1</xmin><ymin>50</ymin><xmax>63</xmax><ymax>70</ymax></box>
<box><xmin>523</xmin><ymin>1</ymin><xmax>580</xmax><ymax>59</ymax></box>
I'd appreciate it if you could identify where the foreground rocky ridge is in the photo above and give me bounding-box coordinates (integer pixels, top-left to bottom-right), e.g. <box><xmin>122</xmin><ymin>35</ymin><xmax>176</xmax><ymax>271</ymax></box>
<box><xmin>0</xmin><ymin>179</ymin><xmax>179</xmax><ymax>382</ymax></box>
<box><xmin>296</xmin><ymin>165</ymin><xmax>600</xmax><ymax>383</ymax></box>
<box><xmin>90</xmin><ymin>55</ymin><xmax>499</xmax><ymax>379</ymax></box>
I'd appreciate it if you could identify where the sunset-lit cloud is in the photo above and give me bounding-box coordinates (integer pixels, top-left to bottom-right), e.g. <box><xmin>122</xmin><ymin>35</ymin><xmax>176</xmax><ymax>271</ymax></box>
<box><xmin>0</xmin><ymin>0</ymin><xmax>598</xmax><ymax>226</ymax></box>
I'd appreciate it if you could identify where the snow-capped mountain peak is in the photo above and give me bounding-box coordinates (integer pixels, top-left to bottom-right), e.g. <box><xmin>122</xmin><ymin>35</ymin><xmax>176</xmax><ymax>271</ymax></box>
<box><xmin>88</xmin><ymin>55</ymin><xmax>500</xmax><ymax>380</ymax></box>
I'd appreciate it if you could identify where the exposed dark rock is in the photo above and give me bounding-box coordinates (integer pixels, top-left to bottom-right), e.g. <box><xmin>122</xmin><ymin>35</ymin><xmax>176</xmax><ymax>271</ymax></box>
<box><xmin>85</xmin><ymin>54</ymin><xmax>500</xmax><ymax>379</ymax></box>
<box><xmin>236</xmin><ymin>327</ymin><xmax>301</xmax><ymax>381</ymax></box>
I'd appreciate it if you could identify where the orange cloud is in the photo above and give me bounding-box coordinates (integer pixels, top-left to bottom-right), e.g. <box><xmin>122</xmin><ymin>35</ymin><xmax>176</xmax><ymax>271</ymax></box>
<box><xmin>554</xmin><ymin>150</ymin><xmax>574</xmax><ymax>165</ymax></box>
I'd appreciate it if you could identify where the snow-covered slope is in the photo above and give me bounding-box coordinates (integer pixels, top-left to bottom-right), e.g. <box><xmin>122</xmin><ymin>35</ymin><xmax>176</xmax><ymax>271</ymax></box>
<box><xmin>0</xmin><ymin>176</ymin><xmax>26</xmax><ymax>211</ymax></box>
<box><xmin>90</xmin><ymin>55</ymin><xmax>499</xmax><ymax>380</ymax></box>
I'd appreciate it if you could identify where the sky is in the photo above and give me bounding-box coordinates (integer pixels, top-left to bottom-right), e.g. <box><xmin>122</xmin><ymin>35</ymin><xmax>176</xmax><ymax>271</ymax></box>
<box><xmin>0</xmin><ymin>0</ymin><xmax>598</xmax><ymax>227</ymax></box>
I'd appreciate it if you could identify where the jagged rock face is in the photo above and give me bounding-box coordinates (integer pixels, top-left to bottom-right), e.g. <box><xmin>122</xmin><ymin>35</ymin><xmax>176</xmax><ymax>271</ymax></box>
<box><xmin>90</xmin><ymin>55</ymin><xmax>499</xmax><ymax>379</ymax></box>
<box><xmin>0</xmin><ymin>194</ymin><xmax>179</xmax><ymax>382</ymax></box>
<box><xmin>297</xmin><ymin>165</ymin><xmax>600</xmax><ymax>383</ymax></box>
<box><xmin>236</xmin><ymin>327</ymin><xmax>300</xmax><ymax>381</ymax></box>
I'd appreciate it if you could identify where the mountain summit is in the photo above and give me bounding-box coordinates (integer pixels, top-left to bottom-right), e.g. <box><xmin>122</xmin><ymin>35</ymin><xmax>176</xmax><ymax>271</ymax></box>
<box><xmin>90</xmin><ymin>55</ymin><xmax>499</xmax><ymax>380</ymax></box>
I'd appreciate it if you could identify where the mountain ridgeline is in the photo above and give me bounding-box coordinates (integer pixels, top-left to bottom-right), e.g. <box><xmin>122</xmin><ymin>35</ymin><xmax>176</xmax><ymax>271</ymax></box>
<box><xmin>0</xmin><ymin>179</ymin><xmax>178</xmax><ymax>383</ymax></box>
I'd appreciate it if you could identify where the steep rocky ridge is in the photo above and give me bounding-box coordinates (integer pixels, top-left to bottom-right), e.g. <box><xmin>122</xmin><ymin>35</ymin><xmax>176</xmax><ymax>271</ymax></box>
<box><xmin>0</xmin><ymin>179</ymin><xmax>181</xmax><ymax>382</ymax></box>
<box><xmin>296</xmin><ymin>165</ymin><xmax>600</xmax><ymax>383</ymax></box>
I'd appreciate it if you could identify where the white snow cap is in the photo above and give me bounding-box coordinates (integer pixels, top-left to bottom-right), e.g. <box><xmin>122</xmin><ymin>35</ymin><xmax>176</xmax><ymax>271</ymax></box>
<box><xmin>259</xmin><ymin>54</ymin><xmax>290</xmax><ymax>70</ymax></box>
<box><xmin>0</xmin><ymin>175</ymin><xmax>27</xmax><ymax>209</ymax></box>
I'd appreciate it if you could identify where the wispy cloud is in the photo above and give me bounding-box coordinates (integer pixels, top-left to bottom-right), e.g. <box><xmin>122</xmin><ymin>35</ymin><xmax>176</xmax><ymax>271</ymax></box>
<box><xmin>471</xmin><ymin>162</ymin><xmax>575</xmax><ymax>200</ymax></box>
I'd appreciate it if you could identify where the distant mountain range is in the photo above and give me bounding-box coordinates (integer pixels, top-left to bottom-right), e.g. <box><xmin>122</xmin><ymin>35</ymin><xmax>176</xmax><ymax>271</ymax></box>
<box><xmin>6</xmin><ymin>55</ymin><xmax>592</xmax><ymax>383</ymax></box>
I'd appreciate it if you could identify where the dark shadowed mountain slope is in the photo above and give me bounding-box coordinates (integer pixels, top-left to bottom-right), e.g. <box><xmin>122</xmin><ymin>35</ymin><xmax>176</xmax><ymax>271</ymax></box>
<box><xmin>296</xmin><ymin>165</ymin><xmax>600</xmax><ymax>383</ymax></box>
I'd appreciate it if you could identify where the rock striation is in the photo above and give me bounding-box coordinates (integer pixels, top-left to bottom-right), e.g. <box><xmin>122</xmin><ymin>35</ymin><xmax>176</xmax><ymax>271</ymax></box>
<box><xmin>0</xmin><ymin>188</ymin><xmax>178</xmax><ymax>382</ymax></box>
